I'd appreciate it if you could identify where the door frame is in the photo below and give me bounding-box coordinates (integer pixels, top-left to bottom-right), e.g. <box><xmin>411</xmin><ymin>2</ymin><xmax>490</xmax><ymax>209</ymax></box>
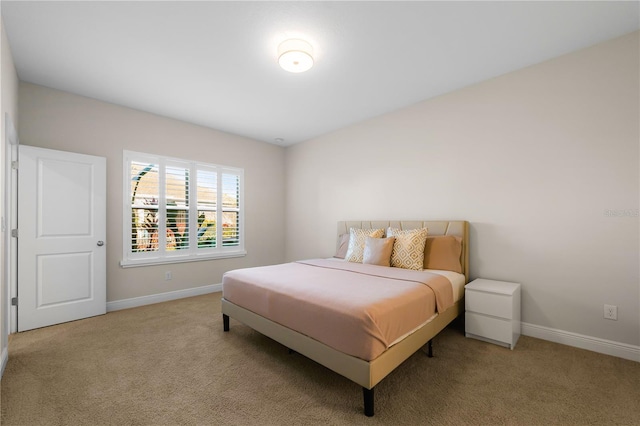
<box><xmin>4</xmin><ymin>113</ymin><xmax>18</xmax><ymax>334</ymax></box>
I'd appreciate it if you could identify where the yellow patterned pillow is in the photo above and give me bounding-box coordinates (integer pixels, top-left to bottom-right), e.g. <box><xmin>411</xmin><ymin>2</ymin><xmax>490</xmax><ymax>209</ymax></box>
<box><xmin>387</xmin><ymin>228</ymin><xmax>429</xmax><ymax>270</ymax></box>
<box><xmin>345</xmin><ymin>228</ymin><xmax>385</xmax><ymax>263</ymax></box>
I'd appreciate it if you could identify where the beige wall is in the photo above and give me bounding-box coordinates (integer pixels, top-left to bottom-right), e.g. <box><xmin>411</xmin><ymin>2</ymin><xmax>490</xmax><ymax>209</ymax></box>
<box><xmin>285</xmin><ymin>32</ymin><xmax>640</xmax><ymax>346</ymax></box>
<box><xmin>1</xmin><ymin>17</ymin><xmax>19</xmax><ymax>370</ymax></box>
<box><xmin>18</xmin><ymin>83</ymin><xmax>286</xmax><ymax>302</ymax></box>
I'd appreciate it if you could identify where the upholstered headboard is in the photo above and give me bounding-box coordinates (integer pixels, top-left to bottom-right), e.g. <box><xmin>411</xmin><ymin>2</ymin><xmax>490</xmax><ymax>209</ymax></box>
<box><xmin>337</xmin><ymin>220</ymin><xmax>469</xmax><ymax>283</ymax></box>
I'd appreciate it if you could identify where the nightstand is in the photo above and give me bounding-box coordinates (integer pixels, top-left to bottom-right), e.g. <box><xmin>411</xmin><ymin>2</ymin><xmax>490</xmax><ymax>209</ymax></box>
<box><xmin>465</xmin><ymin>279</ymin><xmax>521</xmax><ymax>349</ymax></box>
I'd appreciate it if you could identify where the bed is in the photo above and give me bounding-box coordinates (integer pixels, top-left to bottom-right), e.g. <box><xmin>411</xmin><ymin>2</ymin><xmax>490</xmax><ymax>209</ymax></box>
<box><xmin>221</xmin><ymin>220</ymin><xmax>469</xmax><ymax>416</ymax></box>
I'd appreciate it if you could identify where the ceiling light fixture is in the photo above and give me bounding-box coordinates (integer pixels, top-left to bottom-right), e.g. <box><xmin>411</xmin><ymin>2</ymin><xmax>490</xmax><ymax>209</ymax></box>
<box><xmin>278</xmin><ymin>39</ymin><xmax>314</xmax><ymax>73</ymax></box>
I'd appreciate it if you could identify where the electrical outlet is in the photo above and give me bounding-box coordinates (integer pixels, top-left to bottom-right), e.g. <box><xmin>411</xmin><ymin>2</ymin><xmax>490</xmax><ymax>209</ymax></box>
<box><xmin>165</xmin><ymin>271</ymin><xmax>172</xmax><ymax>281</ymax></box>
<box><xmin>604</xmin><ymin>304</ymin><xmax>617</xmax><ymax>320</ymax></box>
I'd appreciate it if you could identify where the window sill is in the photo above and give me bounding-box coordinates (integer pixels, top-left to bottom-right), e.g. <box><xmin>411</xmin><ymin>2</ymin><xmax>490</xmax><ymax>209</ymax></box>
<box><xmin>120</xmin><ymin>250</ymin><xmax>247</xmax><ymax>268</ymax></box>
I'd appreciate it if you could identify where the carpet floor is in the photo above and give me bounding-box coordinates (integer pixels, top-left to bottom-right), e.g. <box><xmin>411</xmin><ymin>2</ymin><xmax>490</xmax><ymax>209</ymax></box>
<box><xmin>1</xmin><ymin>292</ymin><xmax>639</xmax><ymax>425</ymax></box>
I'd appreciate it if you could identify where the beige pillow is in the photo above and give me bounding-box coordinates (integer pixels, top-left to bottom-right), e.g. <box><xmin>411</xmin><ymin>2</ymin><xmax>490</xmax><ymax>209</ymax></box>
<box><xmin>424</xmin><ymin>235</ymin><xmax>463</xmax><ymax>273</ymax></box>
<box><xmin>363</xmin><ymin>237</ymin><xmax>395</xmax><ymax>267</ymax></box>
<box><xmin>345</xmin><ymin>228</ymin><xmax>385</xmax><ymax>263</ymax></box>
<box><xmin>387</xmin><ymin>227</ymin><xmax>428</xmax><ymax>270</ymax></box>
<box><xmin>333</xmin><ymin>233</ymin><xmax>350</xmax><ymax>259</ymax></box>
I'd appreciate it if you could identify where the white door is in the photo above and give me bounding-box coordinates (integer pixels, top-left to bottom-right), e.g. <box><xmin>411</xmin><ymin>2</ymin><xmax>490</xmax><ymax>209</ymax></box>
<box><xmin>17</xmin><ymin>145</ymin><xmax>106</xmax><ymax>331</ymax></box>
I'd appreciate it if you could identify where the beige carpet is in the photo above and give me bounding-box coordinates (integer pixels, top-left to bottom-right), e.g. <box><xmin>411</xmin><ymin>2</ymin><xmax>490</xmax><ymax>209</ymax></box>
<box><xmin>1</xmin><ymin>292</ymin><xmax>638</xmax><ymax>425</ymax></box>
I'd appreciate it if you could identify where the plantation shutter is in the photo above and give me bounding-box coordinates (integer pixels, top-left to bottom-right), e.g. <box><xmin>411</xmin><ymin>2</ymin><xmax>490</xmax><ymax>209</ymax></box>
<box><xmin>196</xmin><ymin>168</ymin><xmax>217</xmax><ymax>248</ymax></box>
<box><xmin>130</xmin><ymin>161</ymin><xmax>159</xmax><ymax>253</ymax></box>
<box><xmin>165</xmin><ymin>162</ymin><xmax>190</xmax><ymax>251</ymax></box>
<box><xmin>122</xmin><ymin>151</ymin><xmax>245</xmax><ymax>267</ymax></box>
<box><xmin>221</xmin><ymin>171</ymin><xmax>241</xmax><ymax>247</ymax></box>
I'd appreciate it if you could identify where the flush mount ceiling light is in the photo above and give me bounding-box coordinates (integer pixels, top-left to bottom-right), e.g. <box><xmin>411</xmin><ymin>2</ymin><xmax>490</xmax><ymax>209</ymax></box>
<box><xmin>278</xmin><ymin>39</ymin><xmax>314</xmax><ymax>73</ymax></box>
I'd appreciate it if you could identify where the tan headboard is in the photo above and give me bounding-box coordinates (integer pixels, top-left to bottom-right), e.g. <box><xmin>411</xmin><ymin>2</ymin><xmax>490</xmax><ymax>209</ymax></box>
<box><xmin>337</xmin><ymin>220</ymin><xmax>469</xmax><ymax>283</ymax></box>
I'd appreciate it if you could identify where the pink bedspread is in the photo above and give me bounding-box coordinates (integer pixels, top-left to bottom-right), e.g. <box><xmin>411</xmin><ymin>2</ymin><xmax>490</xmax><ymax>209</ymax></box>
<box><xmin>222</xmin><ymin>259</ymin><xmax>454</xmax><ymax>361</ymax></box>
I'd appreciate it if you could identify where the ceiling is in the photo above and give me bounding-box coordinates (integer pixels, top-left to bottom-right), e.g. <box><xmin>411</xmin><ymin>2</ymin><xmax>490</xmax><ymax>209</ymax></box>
<box><xmin>2</xmin><ymin>1</ymin><xmax>639</xmax><ymax>147</ymax></box>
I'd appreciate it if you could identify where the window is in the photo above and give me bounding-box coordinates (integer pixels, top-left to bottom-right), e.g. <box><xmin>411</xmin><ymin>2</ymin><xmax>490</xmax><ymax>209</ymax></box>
<box><xmin>121</xmin><ymin>151</ymin><xmax>245</xmax><ymax>267</ymax></box>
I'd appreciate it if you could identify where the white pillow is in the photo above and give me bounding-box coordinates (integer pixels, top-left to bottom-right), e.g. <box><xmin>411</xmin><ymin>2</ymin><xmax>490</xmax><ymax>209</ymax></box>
<box><xmin>345</xmin><ymin>228</ymin><xmax>385</xmax><ymax>263</ymax></box>
<box><xmin>363</xmin><ymin>236</ymin><xmax>395</xmax><ymax>267</ymax></box>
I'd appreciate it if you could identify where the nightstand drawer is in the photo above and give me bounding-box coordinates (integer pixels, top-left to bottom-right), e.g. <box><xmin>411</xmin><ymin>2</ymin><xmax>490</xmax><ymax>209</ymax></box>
<box><xmin>465</xmin><ymin>312</ymin><xmax>512</xmax><ymax>343</ymax></box>
<box><xmin>466</xmin><ymin>290</ymin><xmax>513</xmax><ymax>319</ymax></box>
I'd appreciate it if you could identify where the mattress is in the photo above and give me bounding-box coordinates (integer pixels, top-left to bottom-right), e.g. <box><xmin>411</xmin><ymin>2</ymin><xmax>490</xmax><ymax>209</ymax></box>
<box><xmin>222</xmin><ymin>258</ymin><xmax>457</xmax><ymax>361</ymax></box>
<box><xmin>427</xmin><ymin>269</ymin><xmax>466</xmax><ymax>302</ymax></box>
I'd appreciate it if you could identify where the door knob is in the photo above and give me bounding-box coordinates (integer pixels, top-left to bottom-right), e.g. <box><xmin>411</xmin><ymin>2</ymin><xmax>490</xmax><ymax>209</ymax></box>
<box><xmin>97</xmin><ymin>241</ymin><xmax>104</xmax><ymax>246</ymax></box>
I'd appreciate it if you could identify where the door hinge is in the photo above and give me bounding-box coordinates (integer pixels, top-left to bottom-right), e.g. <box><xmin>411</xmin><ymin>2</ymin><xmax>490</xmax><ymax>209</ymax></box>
<box><xmin>11</xmin><ymin>297</ymin><xmax>17</xmax><ymax>306</ymax></box>
<box><xmin>11</xmin><ymin>229</ymin><xmax>18</xmax><ymax>238</ymax></box>
<box><xmin>11</xmin><ymin>160</ymin><xmax>18</xmax><ymax>170</ymax></box>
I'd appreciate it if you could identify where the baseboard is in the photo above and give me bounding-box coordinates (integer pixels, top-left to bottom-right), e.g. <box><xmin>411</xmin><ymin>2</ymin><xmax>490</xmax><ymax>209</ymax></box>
<box><xmin>105</xmin><ymin>289</ymin><xmax>639</xmax><ymax>362</ymax></box>
<box><xmin>107</xmin><ymin>284</ymin><xmax>222</xmax><ymax>312</ymax></box>
<box><xmin>522</xmin><ymin>322</ymin><xmax>640</xmax><ymax>362</ymax></box>
<box><xmin>1</xmin><ymin>346</ymin><xmax>8</xmax><ymax>378</ymax></box>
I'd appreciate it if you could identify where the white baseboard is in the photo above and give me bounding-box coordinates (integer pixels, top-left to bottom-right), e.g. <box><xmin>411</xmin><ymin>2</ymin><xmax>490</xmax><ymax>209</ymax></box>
<box><xmin>105</xmin><ymin>289</ymin><xmax>639</xmax><ymax>363</ymax></box>
<box><xmin>1</xmin><ymin>346</ymin><xmax>8</xmax><ymax>378</ymax></box>
<box><xmin>107</xmin><ymin>284</ymin><xmax>222</xmax><ymax>312</ymax></box>
<box><xmin>522</xmin><ymin>322</ymin><xmax>640</xmax><ymax>362</ymax></box>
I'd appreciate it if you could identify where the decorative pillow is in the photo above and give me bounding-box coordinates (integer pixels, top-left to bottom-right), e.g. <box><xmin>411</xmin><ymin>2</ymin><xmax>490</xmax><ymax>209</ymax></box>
<box><xmin>345</xmin><ymin>228</ymin><xmax>385</xmax><ymax>263</ymax></box>
<box><xmin>387</xmin><ymin>228</ymin><xmax>428</xmax><ymax>270</ymax></box>
<box><xmin>424</xmin><ymin>235</ymin><xmax>463</xmax><ymax>273</ymax></box>
<box><xmin>333</xmin><ymin>233</ymin><xmax>350</xmax><ymax>259</ymax></box>
<box><xmin>363</xmin><ymin>237</ymin><xmax>395</xmax><ymax>267</ymax></box>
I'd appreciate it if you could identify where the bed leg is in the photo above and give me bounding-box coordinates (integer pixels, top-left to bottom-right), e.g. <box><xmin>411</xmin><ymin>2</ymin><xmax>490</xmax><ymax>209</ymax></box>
<box><xmin>427</xmin><ymin>339</ymin><xmax>433</xmax><ymax>358</ymax></box>
<box><xmin>363</xmin><ymin>387</ymin><xmax>374</xmax><ymax>417</ymax></box>
<box><xmin>223</xmin><ymin>314</ymin><xmax>229</xmax><ymax>332</ymax></box>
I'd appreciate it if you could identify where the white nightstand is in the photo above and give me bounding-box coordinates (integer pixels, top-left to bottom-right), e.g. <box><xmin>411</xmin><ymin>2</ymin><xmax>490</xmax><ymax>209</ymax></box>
<box><xmin>465</xmin><ymin>278</ymin><xmax>521</xmax><ymax>350</ymax></box>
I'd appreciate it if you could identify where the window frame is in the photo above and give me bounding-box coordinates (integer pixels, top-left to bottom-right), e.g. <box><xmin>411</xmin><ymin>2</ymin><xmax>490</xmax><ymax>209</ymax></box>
<box><xmin>121</xmin><ymin>150</ymin><xmax>245</xmax><ymax>268</ymax></box>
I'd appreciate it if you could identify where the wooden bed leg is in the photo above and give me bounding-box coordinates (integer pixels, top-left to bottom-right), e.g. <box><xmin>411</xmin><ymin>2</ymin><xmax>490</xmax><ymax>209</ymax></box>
<box><xmin>363</xmin><ymin>387</ymin><xmax>374</xmax><ymax>417</ymax></box>
<box><xmin>427</xmin><ymin>339</ymin><xmax>433</xmax><ymax>358</ymax></box>
<box><xmin>223</xmin><ymin>314</ymin><xmax>229</xmax><ymax>332</ymax></box>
